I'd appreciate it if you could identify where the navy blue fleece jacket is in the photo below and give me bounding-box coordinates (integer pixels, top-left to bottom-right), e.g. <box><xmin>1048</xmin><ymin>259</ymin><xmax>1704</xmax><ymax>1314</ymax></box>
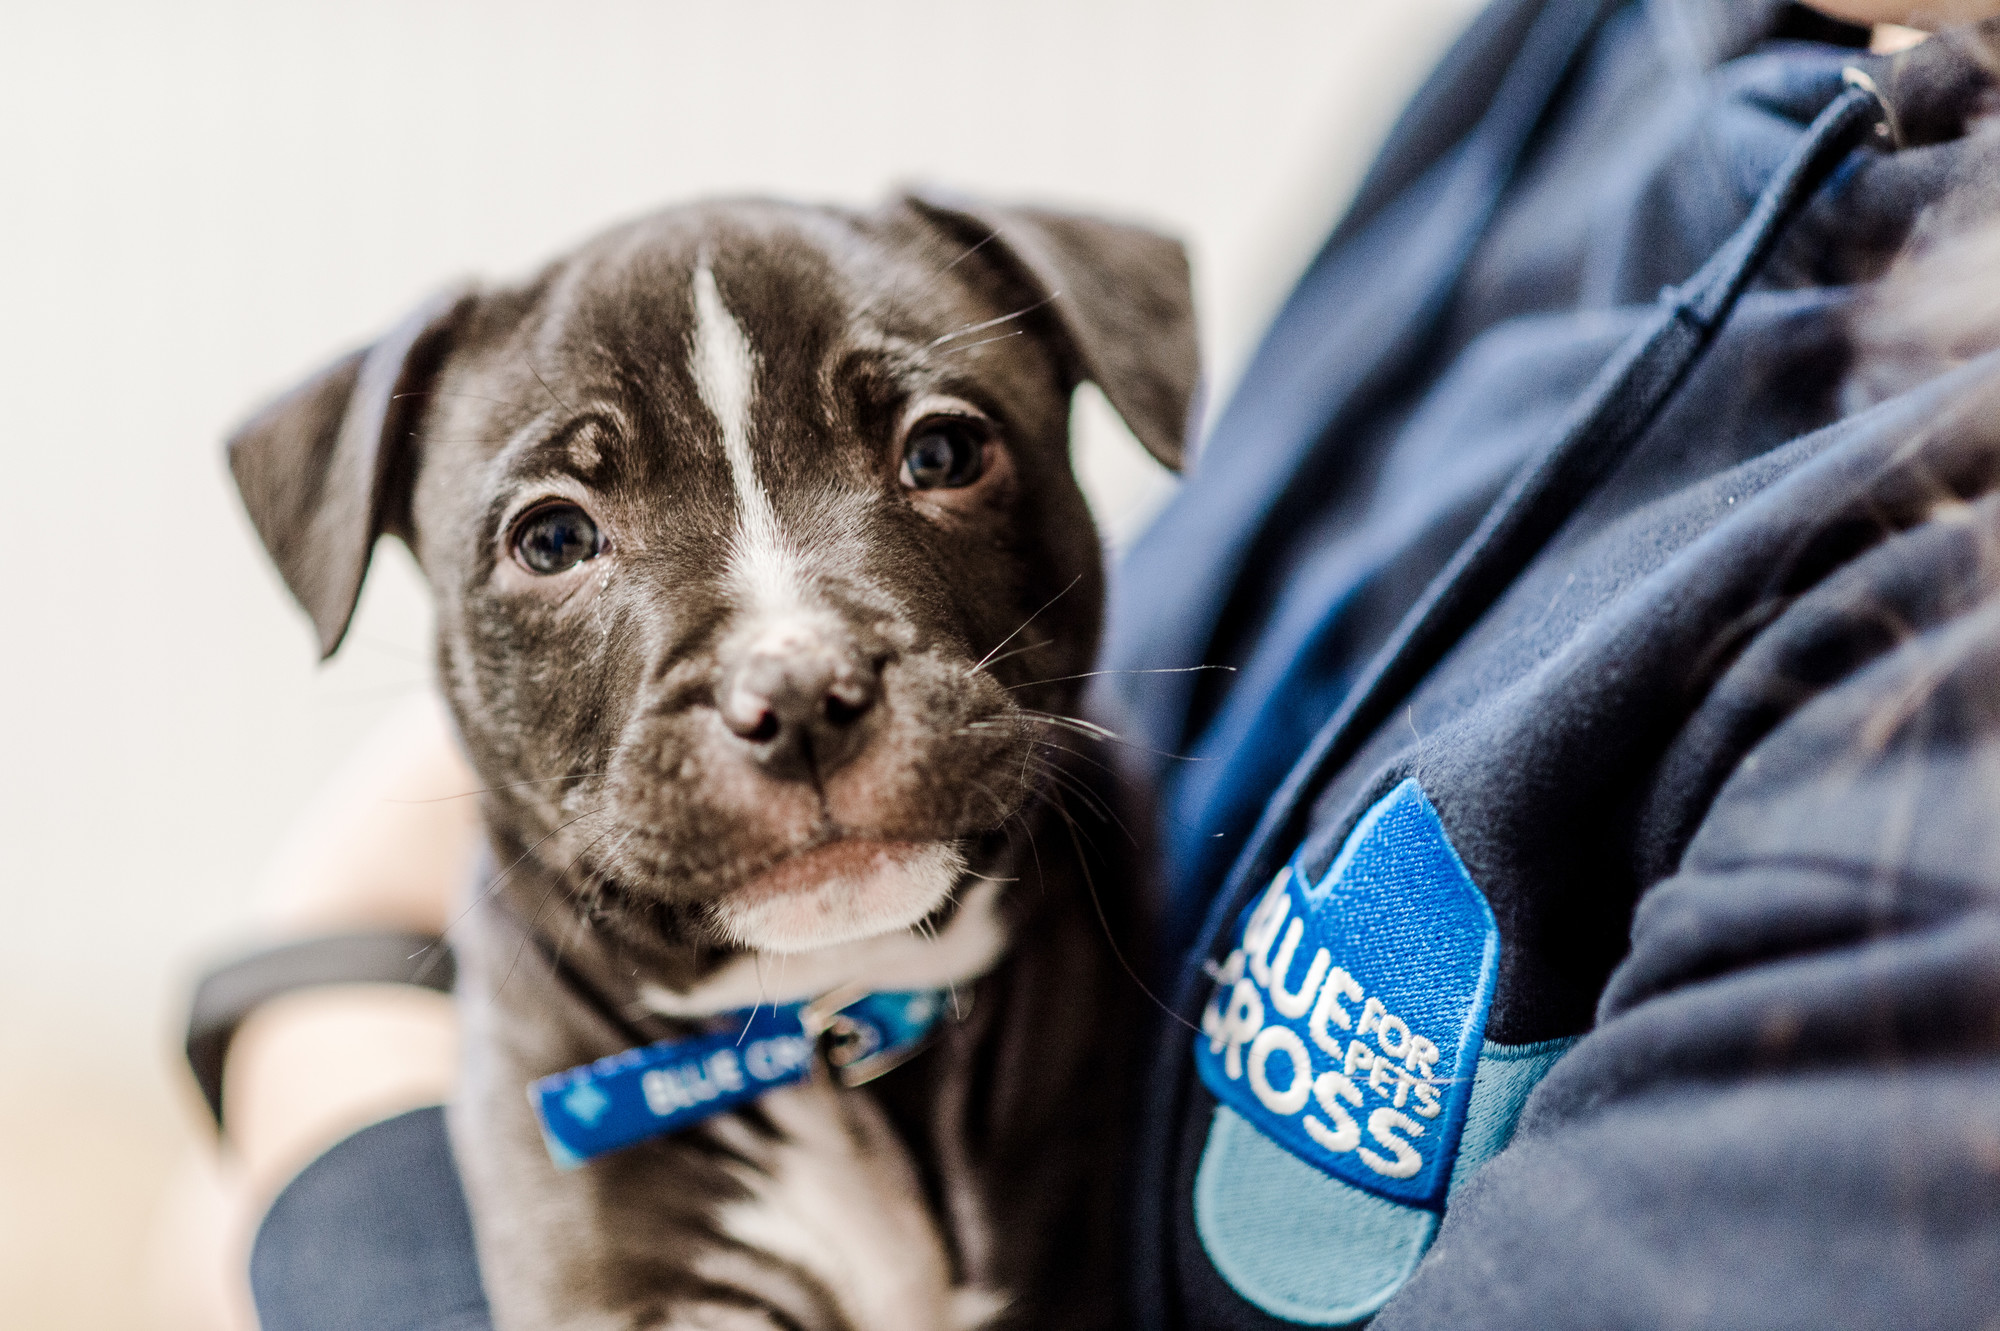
<box><xmin>1104</xmin><ymin>2</ymin><xmax>2000</xmax><ymax>1326</ymax></box>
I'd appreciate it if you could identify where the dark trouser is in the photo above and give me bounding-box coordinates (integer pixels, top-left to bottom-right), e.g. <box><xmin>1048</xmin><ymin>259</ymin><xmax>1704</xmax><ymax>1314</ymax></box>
<box><xmin>250</xmin><ymin>1108</ymin><xmax>491</xmax><ymax>1331</ymax></box>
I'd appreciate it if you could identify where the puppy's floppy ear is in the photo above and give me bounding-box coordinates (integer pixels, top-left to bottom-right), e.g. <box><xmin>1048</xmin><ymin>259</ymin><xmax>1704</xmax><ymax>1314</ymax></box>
<box><xmin>227</xmin><ymin>287</ymin><xmax>475</xmax><ymax>659</ymax></box>
<box><xmin>902</xmin><ymin>190</ymin><xmax>1199</xmax><ymax>472</ymax></box>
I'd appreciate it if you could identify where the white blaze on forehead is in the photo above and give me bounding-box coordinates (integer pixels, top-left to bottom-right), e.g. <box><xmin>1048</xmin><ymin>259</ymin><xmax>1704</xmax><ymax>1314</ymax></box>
<box><xmin>690</xmin><ymin>263</ymin><xmax>799</xmax><ymax>610</ymax></box>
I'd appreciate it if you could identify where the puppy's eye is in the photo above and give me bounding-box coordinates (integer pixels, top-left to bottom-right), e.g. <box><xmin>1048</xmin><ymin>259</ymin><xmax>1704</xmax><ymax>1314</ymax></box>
<box><xmin>899</xmin><ymin>417</ymin><xmax>987</xmax><ymax>490</ymax></box>
<box><xmin>512</xmin><ymin>502</ymin><xmax>603</xmax><ymax>574</ymax></box>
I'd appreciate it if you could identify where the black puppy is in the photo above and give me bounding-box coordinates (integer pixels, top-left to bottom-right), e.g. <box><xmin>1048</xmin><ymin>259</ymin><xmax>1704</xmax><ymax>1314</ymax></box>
<box><xmin>228</xmin><ymin>193</ymin><xmax>1197</xmax><ymax>1330</ymax></box>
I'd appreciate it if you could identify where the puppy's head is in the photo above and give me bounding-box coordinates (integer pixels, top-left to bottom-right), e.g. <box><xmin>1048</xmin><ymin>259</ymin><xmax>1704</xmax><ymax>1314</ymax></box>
<box><xmin>229</xmin><ymin>193</ymin><xmax>1196</xmax><ymax>958</ymax></box>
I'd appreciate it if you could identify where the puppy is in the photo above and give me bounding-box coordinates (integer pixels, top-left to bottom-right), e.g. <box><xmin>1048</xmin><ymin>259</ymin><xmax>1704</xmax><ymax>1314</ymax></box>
<box><xmin>227</xmin><ymin>192</ymin><xmax>1197</xmax><ymax>1330</ymax></box>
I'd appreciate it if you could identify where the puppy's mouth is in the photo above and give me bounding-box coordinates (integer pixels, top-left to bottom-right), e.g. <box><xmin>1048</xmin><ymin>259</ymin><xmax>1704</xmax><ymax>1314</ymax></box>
<box><xmin>706</xmin><ymin>837</ymin><xmax>968</xmax><ymax>955</ymax></box>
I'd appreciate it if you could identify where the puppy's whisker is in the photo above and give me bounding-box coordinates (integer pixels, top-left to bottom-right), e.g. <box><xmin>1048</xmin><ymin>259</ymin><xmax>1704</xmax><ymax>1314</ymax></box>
<box><xmin>884</xmin><ymin>229</ymin><xmax>1000</xmax><ymax>312</ymax></box>
<box><xmin>1010</xmin><ymin>710</ymin><xmax>1118</xmax><ymax>743</ymax></box>
<box><xmin>497</xmin><ymin>821</ymin><xmax>620</xmax><ymax>998</ymax></box>
<box><xmin>436</xmin><ymin>805</ymin><xmax>611</xmax><ymax>942</ymax></box>
<box><xmin>547</xmin><ymin>832</ymin><xmax>622</xmax><ymax>976</ymax></box>
<box><xmin>937</xmin><ymin>229</ymin><xmax>999</xmax><ymax>271</ymax></box>
<box><xmin>933</xmin><ymin>329</ymin><xmax>1027</xmax><ymax>357</ymax></box>
<box><xmin>1041</xmin><ymin>785</ymin><xmax>1136</xmax><ymax>852</ymax></box>
<box><xmin>924</xmin><ymin>293</ymin><xmax>1060</xmax><ymax>350</ymax></box>
<box><xmin>1029</xmin><ymin>785</ymin><xmax>1091</xmax><ymax>847</ymax></box>
<box><xmin>1053</xmin><ymin>798</ymin><xmax>1201</xmax><ymax>1037</ymax></box>
<box><xmin>1002</xmin><ymin>665</ymin><xmax>1236</xmax><ymax>691</ymax></box>
<box><xmin>1020</xmin><ymin>756</ymin><xmax>1128</xmax><ymax>842</ymax></box>
<box><xmin>973</xmin><ymin>576</ymin><xmax>1082</xmax><ymax>675</ymax></box>
<box><xmin>587</xmin><ymin>829</ymin><xmax>637</xmax><ymax>922</ymax></box>
<box><xmin>1020</xmin><ymin>751</ymin><xmax>1112</xmax><ymax>818</ymax></box>
<box><xmin>964</xmin><ymin>776</ymin><xmax>1017</xmax><ymax>830</ymax></box>
<box><xmin>977</xmin><ymin>638</ymin><xmax>1055</xmax><ymax>674</ymax></box>
<box><xmin>738</xmin><ymin>952</ymin><xmax>771</xmax><ymax>1040</ymax></box>
<box><xmin>554</xmin><ymin>908</ymin><xmax>594</xmax><ymax>976</ymax></box>
<box><xmin>524</xmin><ymin>353</ymin><xmax>578</xmax><ymax>415</ymax></box>
<box><xmin>1021</xmin><ymin>736</ymin><xmax>1118</xmax><ymax>780</ymax></box>
<box><xmin>1013</xmin><ymin>709</ymin><xmax>1211</xmax><ymax>762</ymax></box>
<box><xmin>390</xmin><ymin>389</ymin><xmax>538</xmax><ymax>412</ymax></box>
<box><xmin>1027</xmin><ymin>778</ymin><xmax>1115</xmax><ymax>839</ymax></box>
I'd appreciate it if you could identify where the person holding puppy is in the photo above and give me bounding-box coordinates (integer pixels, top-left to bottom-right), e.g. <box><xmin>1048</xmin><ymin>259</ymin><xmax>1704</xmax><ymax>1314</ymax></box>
<box><xmin>200</xmin><ymin>1</ymin><xmax>2000</xmax><ymax>1327</ymax></box>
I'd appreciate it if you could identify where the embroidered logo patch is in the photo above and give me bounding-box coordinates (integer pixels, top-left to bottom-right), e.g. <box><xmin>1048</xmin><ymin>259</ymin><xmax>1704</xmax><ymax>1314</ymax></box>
<box><xmin>1195</xmin><ymin>779</ymin><xmax>1498</xmax><ymax>1210</ymax></box>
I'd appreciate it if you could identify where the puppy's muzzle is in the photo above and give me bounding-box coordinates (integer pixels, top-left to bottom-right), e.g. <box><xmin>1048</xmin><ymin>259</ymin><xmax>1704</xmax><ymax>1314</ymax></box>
<box><xmin>719</xmin><ymin>624</ymin><xmax>885</xmax><ymax>783</ymax></box>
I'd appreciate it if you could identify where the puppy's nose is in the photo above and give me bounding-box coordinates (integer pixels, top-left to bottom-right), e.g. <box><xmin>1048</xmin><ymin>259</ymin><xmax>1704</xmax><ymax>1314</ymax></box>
<box><xmin>719</xmin><ymin>632</ymin><xmax>882</xmax><ymax>781</ymax></box>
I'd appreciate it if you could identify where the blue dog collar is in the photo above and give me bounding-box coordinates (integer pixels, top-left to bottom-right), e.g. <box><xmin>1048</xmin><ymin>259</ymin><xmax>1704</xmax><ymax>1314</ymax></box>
<box><xmin>530</xmin><ymin>986</ymin><xmax>950</xmax><ymax>1168</ymax></box>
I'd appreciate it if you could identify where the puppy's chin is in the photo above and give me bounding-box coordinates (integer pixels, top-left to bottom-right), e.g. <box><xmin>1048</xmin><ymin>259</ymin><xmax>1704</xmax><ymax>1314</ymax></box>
<box><xmin>710</xmin><ymin>839</ymin><xmax>967</xmax><ymax>954</ymax></box>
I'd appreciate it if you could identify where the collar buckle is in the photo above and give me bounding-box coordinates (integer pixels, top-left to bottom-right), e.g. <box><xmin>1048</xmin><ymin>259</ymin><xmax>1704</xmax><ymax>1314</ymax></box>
<box><xmin>802</xmin><ymin>983</ymin><xmax>960</xmax><ymax>1087</ymax></box>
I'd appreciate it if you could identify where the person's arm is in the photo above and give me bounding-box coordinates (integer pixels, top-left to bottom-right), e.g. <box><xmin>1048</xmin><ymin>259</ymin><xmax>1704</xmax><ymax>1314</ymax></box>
<box><xmin>205</xmin><ymin>694</ymin><xmax>481</xmax><ymax>1220</ymax></box>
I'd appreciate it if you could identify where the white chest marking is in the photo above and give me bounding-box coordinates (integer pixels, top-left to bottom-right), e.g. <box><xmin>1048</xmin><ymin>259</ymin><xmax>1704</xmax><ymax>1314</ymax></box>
<box><xmin>690</xmin><ymin>265</ymin><xmax>799</xmax><ymax>614</ymax></box>
<box><xmin>697</xmin><ymin>1080</ymin><xmax>1007</xmax><ymax>1331</ymax></box>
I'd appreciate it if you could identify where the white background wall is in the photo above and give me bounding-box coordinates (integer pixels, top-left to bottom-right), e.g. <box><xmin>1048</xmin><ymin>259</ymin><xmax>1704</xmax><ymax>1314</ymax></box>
<box><xmin>0</xmin><ymin>2</ymin><xmax>1477</xmax><ymax>1324</ymax></box>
